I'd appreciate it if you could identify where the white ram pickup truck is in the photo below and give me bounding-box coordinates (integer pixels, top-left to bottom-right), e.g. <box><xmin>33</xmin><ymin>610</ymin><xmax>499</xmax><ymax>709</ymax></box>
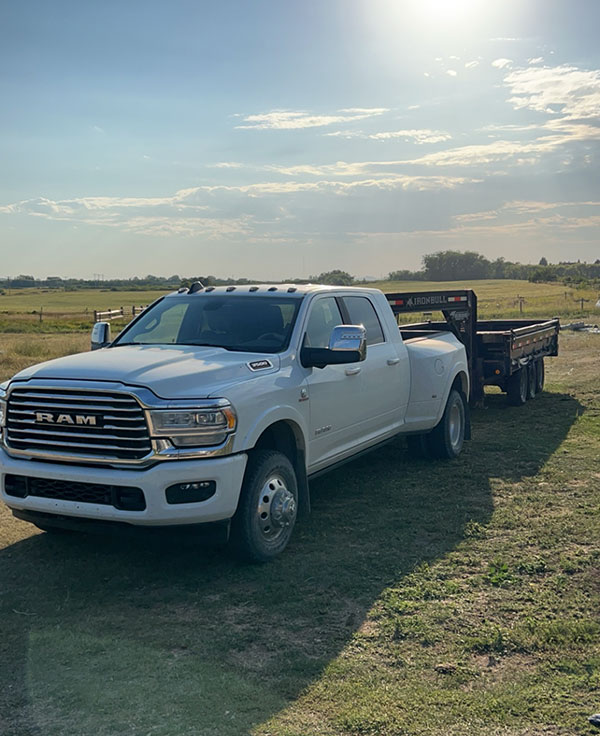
<box><xmin>0</xmin><ymin>284</ymin><xmax>470</xmax><ymax>560</ymax></box>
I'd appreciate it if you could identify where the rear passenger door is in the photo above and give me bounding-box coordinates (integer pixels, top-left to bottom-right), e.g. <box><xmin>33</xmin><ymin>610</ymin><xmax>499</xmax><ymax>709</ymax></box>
<box><xmin>339</xmin><ymin>295</ymin><xmax>409</xmax><ymax>438</ymax></box>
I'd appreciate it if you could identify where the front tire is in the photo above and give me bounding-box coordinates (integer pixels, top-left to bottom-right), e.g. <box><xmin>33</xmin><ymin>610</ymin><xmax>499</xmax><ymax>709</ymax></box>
<box><xmin>427</xmin><ymin>389</ymin><xmax>466</xmax><ymax>459</ymax></box>
<box><xmin>231</xmin><ymin>450</ymin><xmax>298</xmax><ymax>562</ymax></box>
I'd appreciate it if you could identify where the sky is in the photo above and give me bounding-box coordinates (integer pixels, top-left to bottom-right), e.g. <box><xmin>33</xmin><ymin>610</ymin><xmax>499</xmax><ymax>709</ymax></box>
<box><xmin>1</xmin><ymin>0</ymin><xmax>599</xmax><ymax>280</ymax></box>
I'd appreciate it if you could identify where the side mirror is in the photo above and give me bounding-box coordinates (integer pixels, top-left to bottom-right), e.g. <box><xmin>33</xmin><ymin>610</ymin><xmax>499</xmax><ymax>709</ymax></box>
<box><xmin>328</xmin><ymin>325</ymin><xmax>367</xmax><ymax>360</ymax></box>
<box><xmin>301</xmin><ymin>325</ymin><xmax>367</xmax><ymax>369</ymax></box>
<box><xmin>91</xmin><ymin>322</ymin><xmax>111</xmax><ymax>351</ymax></box>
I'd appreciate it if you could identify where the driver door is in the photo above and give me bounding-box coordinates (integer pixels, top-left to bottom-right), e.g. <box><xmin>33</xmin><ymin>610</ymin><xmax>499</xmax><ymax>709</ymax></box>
<box><xmin>302</xmin><ymin>296</ymin><xmax>372</xmax><ymax>470</ymax></box>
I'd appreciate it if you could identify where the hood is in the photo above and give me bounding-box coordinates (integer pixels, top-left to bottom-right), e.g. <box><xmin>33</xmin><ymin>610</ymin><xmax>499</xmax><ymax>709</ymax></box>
<box><xmin>11</xmin><ymin>345</ymin><xmax>280</xmax><ymax>399</ymax></box>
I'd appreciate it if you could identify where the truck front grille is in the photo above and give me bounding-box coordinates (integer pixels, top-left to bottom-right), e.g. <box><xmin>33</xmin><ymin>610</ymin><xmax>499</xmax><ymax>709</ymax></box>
<box><xmin>5</xmin><ymin>387</ymin><xmax>152</xmax><ymax>461</ymax></box>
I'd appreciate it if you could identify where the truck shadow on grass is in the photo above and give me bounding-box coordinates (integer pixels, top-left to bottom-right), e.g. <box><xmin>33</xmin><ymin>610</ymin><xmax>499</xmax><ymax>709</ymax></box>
<box><xmin>0</xmin><ymin>392</ymin><xmax>582</xmax><ymax>736</ymax></box>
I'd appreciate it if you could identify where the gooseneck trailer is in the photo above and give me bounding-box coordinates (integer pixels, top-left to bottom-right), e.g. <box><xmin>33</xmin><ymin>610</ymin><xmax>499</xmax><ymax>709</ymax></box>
<box><xmin>385</xmin><ymin>289</ymin><xmax>559</xmax><ymax>406</ymax></box>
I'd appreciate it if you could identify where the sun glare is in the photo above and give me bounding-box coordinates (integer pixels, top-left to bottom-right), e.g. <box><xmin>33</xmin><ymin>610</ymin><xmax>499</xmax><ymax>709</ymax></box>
<box><xmin>375</xmin><ymin>0</ymin><xmax>491</xmax><ymax>33</ymax></box>
<box><xmin>415</xmin><ymin>0</ymin><xmax>484</xmax><ymax>23</ymax></box>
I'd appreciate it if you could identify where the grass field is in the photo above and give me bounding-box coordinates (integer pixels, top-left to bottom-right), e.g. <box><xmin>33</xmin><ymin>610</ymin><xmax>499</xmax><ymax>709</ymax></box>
<box><xmin>0</xmin><ymin>281</ymin><xmax>599</xmax><ymax>327</ymax></box>
<box><xmin>0</xmin><ymin>286</ymin><xmax>599</xmax><ymax>735</ymax></box>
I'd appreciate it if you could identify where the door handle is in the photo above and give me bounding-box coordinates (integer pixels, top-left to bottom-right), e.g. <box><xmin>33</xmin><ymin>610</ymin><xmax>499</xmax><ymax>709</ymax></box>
<box><xmin>345</xmin><ymin>366</ymin><xmax>361</xmax><ymax>376</ymax></box>
<box><xmin>387</xmin><ymin>358</ymin><xmax>400</xmax><ymax>366</ymax></box>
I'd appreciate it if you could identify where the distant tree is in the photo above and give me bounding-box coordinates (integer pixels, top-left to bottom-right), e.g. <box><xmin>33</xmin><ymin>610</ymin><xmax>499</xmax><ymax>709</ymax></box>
<box><xmin>388</xmin><ymin>269</ymin><xmax>425</xmax><ymax>281</ymax></box>
<box><xmin>312</xmin><ymin>270</ymin><xmax>354</xmax><ymax>286</ymax></box>
<box><xmin>538</xmin><ymin>257</ymin><xmax>548</xmax><ymax>266</ymax></box>
<box><xmin>422</xmin><ymin>251</ymin><xmax>491</xmax><ymax>281</ymax></box>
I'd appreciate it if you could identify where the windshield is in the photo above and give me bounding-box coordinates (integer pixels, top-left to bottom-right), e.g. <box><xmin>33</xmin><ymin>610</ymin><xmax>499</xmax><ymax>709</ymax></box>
<box><xmin>112</xmin><ymin>295</ymin><xmax>302</xmax><ymax>353</ymax></box>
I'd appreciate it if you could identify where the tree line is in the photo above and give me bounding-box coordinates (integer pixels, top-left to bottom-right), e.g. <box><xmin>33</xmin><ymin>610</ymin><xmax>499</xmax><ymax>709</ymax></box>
<box><xmin>389</xmin><ymin>251</ymin><xmax>600</xmax><ymax>285</ymax></box>
<box><xmin>2</xmin><ymin>252</ymin><xmax>600</xmax><ymax>291</ymax></box>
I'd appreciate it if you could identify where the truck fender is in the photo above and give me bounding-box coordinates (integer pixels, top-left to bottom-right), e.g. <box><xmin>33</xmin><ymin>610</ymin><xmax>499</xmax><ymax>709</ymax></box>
<box><xmin>240</xmin><ymin>407</ymin><xmax>310</xmax><ymax>517</ymax></box>
<box><xmin>433</xmin><ymin>369</ymin><xmax>471</xmax><ymax>437</ymax></box>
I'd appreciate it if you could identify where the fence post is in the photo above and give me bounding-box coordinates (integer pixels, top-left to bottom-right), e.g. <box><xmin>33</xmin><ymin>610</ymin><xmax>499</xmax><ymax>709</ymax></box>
<box><xmin>39</xmin><ymin>307</ymin><xmax>43</xmax><ymax>323</ymax></box>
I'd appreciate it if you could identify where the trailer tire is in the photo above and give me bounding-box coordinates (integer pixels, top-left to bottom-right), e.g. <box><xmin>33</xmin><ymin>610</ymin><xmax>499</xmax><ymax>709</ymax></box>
<box><xmin>527</xmin><ymin>362</ymin><xmax>537</xmax><ymax>400</ymax></box>
<box><xmin>427</xmin><ymin>389</ymin><xmax>465</xmax><ymax>459</ymax></box>
<box><xmin>507</xmin><ymin>367</ymin><xmax>528</xmax><ymax>406</ymax></box>
<box><xmin>231</xmin><ymin>450</ymin><xmax>298</xmax><ymax>563</ymax></box>
<box><xmin>535</xmin><ymin>359</ymin><xmax>545</xmax><ymax>393</ymax></box>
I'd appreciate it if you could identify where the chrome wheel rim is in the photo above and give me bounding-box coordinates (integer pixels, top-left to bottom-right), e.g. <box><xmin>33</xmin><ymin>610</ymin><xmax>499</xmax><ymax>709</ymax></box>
<box><xmin>256</xmin><ymin>474</ymin><xmax>296</xmax><ymax>541</ymax></box>
<box><xmin>448</xmin><ymin>400</ymin><xmax>462</xmax><ymax>451</ymax></box>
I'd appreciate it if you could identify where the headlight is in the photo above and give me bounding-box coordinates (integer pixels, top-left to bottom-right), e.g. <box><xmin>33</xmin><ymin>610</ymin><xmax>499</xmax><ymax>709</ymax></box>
<box><xmin>147</xmin><ymin>406</ymin><xmax>236</xmax><ymax>447</ymax></box>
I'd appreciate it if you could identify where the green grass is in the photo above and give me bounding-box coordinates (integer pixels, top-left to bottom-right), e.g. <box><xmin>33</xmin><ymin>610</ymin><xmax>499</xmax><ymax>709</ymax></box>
<box><xmin>1</xmin><ymin>281</ymin><xmax>598</xmax><ymax>334</ymax></box>
<box><xmin>369</xmin><ymin>278</ymin><xmax>600</xmax><ymax>321</ymax></box>
<box><xmin>0</xmin><ymin>288</ymin><xmax>166</xmax><ymax>313</ymax></box>
<box><xmin>0</xmin><ymin>332</ymin><xmax>599</xmax><ymax>735</ymax></box>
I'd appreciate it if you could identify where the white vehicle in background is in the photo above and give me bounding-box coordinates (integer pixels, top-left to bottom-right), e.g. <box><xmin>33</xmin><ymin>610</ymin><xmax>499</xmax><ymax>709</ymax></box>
<box><xmin>2</xmin><ymin>282</ymin><xmax>544</xmax><ymax>562</ymax></box>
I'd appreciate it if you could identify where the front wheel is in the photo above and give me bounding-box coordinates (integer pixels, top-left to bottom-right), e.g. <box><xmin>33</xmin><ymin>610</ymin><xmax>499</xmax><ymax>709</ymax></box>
<box><xmin>231</xmin><ymin>450</ymin><xmax>298</xmax><ymax>562</ymax></box>
<box><xmin>427</xmin><ymin>389</ymin><xmax>466</xmax><ymax>459</ymax></box>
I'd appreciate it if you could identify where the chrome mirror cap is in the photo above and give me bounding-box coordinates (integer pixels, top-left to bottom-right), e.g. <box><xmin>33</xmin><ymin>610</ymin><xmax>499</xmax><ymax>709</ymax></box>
<box><xmin>91</xmin><ymin>321</ymin><xmax>111</xmax><ymax>351</ymax></box>
<box><xmin>328</xmin><ymin>325</ymin><xmax>367</xmax><ymax>361</ymax></box>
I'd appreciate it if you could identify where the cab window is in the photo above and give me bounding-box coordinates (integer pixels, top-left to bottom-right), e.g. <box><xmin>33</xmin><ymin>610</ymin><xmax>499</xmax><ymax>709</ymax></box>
<box><xmin>342</xmin><ymin>296</ymin><xmax>385</xmax><ymax>346</ymax></box>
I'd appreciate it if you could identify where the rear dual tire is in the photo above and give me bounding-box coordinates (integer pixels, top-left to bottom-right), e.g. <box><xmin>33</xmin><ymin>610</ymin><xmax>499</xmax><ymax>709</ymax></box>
<box><xmin>407</xmin><ymin>389</ymin><xmax>466</xmax><ymax>460</ymax></box>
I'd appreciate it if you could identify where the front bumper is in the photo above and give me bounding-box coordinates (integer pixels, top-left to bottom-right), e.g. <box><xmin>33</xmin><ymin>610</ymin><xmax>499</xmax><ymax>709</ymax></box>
<box><xmin>0</xmin><ymin>447</ymin><xmax>248</xmax><ymax>526</ymax></box>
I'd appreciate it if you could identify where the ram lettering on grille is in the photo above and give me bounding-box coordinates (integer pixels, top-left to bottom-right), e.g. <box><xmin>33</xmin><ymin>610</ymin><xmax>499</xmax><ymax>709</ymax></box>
<box><xmin>35</xmin><ymin>412</ymin><xmax>99</xmax><ymax>426</ymax></box>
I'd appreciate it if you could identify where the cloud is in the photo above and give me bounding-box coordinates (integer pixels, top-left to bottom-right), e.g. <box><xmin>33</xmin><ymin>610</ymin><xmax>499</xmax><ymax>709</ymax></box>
<box><xmin>453</xmin><ymin>199</ymin><xmax>600</xmax><ymax>225</ymax></box>
<box><xmin>324</xmin><ymin>128</ymin><xmax>452</xmax><ymax>144</ymax></box>
<box><xmin>91</xmin><ymin>125</ymin><xmax>105</xmax><ymax>134</ymax></box>
<box><xmin>504</xmin><ymin>64</ymin><xmax>600</xmax><ymax>120</ymax></box>
<box><xmin>0</xmin><ymin>170</ymin><xmax>480</xmax><ymax>237</ymax></box>
<box><xmin>400</xmin><ymin>138</ymin><xmax>563</xmax><ymax>167</ymax></box>
<box><xmin>465</xmin><ymin>60</ymin><xmax>479</xmax><ymax>69</ymax></box>
<box><xmin>528</xmin><ymin>57</ymin><xmax>544</xmax><ymax>65</ymax></box>
<box><xmin>447</xmin><ymin>70</ymin><xmax>457</xmax><ymax>77</ymax></box>
<box><xmin>369</xmin><ymin>129</ymin><xmax>452</xmax><ymax>144</ymax></box>
<box><xmin>492</xmin><ymin>58</ymin><xmax>513</xmax><ymax>69</ymax></box>
<box><xmin>235</xmin><ymin>108</ymin><xmax>388</xmax><ymax>130</ymax></box>
<box><xmin>209</xmin><ymin>162</ymin><xmax>246</xmax><ymax>169</ymax></box>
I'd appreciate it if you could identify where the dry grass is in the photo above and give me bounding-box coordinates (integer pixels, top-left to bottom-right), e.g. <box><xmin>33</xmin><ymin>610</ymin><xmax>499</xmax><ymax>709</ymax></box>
<box><xmin>0</xmin><ymin>334</ymin><xmax>89</xmax><ymax>382</ymax></box>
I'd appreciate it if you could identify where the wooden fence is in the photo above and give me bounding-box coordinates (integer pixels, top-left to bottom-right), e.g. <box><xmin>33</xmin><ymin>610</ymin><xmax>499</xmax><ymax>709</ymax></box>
<box><xmin>93</xmin><ymin>306</ymin><xmax>148</xmax><ymax>322</ymax></box>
